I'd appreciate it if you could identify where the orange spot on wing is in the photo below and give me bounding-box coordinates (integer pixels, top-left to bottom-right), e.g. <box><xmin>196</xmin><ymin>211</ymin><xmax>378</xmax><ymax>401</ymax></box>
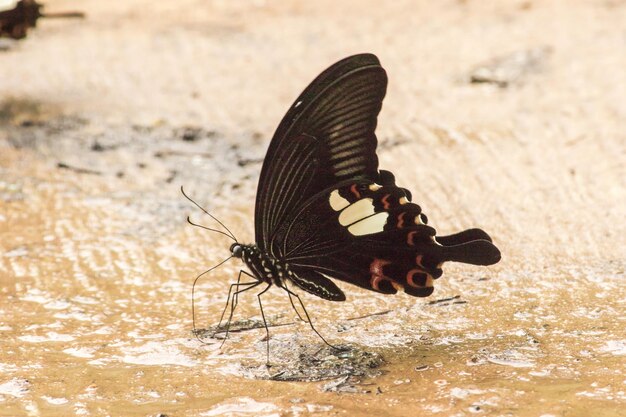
<box><xmin>407</xmin><ymin>231</ymin><xmax>417</xmax><ymax>245</ymax></box>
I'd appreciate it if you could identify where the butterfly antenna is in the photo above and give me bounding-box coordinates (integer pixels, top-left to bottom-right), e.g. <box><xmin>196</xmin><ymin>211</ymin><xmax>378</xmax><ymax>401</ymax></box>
<box><xmin>192</xmin><ymin>255</ymin><xmax>233</xmax><ymax>341</ymax></box>
<box><xmin>181</xmin><ymin>186</ymin><xmax>238</xmax><ymax>242</ymax></box>
<box><xmin>187</xmin><ymin>217</ymin><xmax>235</xmax><ymax>241</ymax></box>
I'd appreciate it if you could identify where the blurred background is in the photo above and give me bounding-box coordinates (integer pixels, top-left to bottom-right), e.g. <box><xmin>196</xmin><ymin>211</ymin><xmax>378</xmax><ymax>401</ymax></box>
<box><xmin>1</xmin><ymin>1</ymin><xmax>624</xmax><ymax>416</ymax></box>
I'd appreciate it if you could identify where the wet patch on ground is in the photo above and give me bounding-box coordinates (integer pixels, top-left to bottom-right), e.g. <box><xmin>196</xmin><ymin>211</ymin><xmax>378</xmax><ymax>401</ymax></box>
<box><xmin>195</xmin><ymin>319</ymin><xmax>385</xmax><ymax>387</ymax></box>
<box><xmin>1</xmin><ymin>98</ymin><xmax>265</xmax><ymax>207</ymax></box>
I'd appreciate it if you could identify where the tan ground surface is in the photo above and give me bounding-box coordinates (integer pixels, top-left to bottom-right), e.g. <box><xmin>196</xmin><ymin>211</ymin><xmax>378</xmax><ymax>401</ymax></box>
<box><xmin>1</xmin><ymin>0</ymin><xmax>624</xmax><ymax>416</ymax></box>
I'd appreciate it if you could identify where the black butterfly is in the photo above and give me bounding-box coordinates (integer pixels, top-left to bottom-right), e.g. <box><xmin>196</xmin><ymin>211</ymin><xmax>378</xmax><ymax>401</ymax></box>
<box><xmin>186</xmin><ymin>53</ymin><xmax>500</xmax><ymax>362</ymax></box>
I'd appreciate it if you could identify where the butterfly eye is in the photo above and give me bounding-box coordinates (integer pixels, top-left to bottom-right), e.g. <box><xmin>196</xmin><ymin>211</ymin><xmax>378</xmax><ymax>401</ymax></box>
<box><xmin>230</xmin><ymin>243</ymin><xmax>243</xmax><ymax>258</ymax></box>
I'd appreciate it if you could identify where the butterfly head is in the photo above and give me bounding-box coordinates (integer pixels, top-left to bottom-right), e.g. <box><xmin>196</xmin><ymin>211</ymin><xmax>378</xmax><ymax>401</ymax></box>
<box><xmin>230</xmin><ymin>243</ymin><xmax>243</xmax><ymax>258</ymax></box>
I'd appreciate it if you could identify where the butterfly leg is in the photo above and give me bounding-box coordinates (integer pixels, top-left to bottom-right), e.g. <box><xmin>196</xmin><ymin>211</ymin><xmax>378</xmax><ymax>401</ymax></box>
<box><xmin>282</xmin><ymin>287</ymin><xmax>342</xmax><ymax>351</ymax></box>
<box><xmin>285</xmin><ymin>282</ymin><xmax>308</xmax><ymax>323</ymax></box>
<box><xmin>216</xmin><ymin>270</ymin><xmax>257</xmax><ymax>330</ymax></box>
<box><xmin>216</xmin><ymin>273</ymin><xmax>241</xmax><ymax>329</ymax></box>
<box><xmin>256</xmin><ymin>283</ymin><xmax>273</xmax><ymax>367</ymax></box>
<box><xmin>218</xmin><ymin>272</ymin><xmax>262</xmax><ymax>348</ymax></box>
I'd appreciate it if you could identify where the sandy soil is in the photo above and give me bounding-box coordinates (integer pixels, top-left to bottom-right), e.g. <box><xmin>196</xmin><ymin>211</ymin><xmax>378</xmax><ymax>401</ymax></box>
<box><xmin>1</xmin><ymin>0</ymin><xmax>624</xmax><ymax>416</ymax></box>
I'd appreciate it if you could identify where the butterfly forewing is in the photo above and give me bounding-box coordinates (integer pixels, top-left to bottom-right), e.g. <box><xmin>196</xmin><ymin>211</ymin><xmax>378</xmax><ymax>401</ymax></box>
<box><xmin>255</xmin><ymin>54</ymin><xmax>387</xmax><ymax>253</ymax></box>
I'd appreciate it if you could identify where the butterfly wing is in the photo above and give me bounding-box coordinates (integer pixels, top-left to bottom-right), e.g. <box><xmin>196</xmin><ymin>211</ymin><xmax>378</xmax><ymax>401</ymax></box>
<box><xmin>255</xmin><ymin>53</ymin><xmax>387</xmax><ymax>256</ymax></box>
<box><xmin>255</xmin><ymin>54</ymin><xmax>500</xmax><ymax>299</ymax></box>
<box><xmin>281</xmin><ymin>175</ymin><xmax>500</xmax><ymax>298</ymax></box>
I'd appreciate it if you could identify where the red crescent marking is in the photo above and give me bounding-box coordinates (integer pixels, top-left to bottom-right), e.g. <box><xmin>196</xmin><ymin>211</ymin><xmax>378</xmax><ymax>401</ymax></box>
<box><xmin>406</xmin><ymin>269</ymin><xmax>425</xmax><ymax>287</ymax></box>
<box><xmin>415</xmin><ymin>255</ymin><xmax>423</xmax><ymax>267</ymax></box>
<box><xmin>370</xmin><ymin>275</ymin><xmax>401</xmax><ymax>291</ymax></box>
<box><xmin>381</xmin><ymin>194</ymin><xmax>391</xmax><ymax>210</ymax></box>
<box><xmin>370</xmin><ymin>275</ymin><xmax>383</xmax><ymax>291</ymax></box>
<box><xmin>370</xmin><ymin>258</ymin><xmax>392</xmax><ymax>291</ymax></box>
<box><xmin>397</xmin><ymin>212</ymin><xmax>406</xmax><ymax>229</ymax></box>
<box><xmin>407</xmin><ymin>231</ymin><xmax>417</xmax><ymax>246</ymax></box>
<box><xmin>370</xmin><ymin>258</ymin><xmax>390</xmax><ymax>276</ymax></box>
<box><xmin>350</xmin><ymin>184</ymin><xmax>361</xmax><ymax>199</ymax></box>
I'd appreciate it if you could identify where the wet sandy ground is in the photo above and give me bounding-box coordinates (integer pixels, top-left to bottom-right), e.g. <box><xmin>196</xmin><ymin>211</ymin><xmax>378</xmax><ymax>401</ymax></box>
<box><xmin>1</xmin><ymin>0</ymin><xmax>625</xmax><ymax>416</ymax></box>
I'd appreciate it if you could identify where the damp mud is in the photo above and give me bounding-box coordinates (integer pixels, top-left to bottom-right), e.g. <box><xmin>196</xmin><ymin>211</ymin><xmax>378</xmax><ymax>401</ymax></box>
<box><xmin>1</xmin><ymin>1</ymin><xmax>625</xmax><ymax>416</ymax></box>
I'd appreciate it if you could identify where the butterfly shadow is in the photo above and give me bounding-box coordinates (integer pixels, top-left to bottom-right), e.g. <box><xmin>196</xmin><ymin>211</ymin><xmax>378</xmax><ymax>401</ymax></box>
<box><xmin>193</xmin><ymin>316</ymin><xmax>385</xmax><ymax>387</ymax></box>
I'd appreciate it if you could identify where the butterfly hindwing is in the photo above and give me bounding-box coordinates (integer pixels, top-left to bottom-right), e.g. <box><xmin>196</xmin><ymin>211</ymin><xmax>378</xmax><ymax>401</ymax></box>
<box><xmin>282</xmin><ymin>178</ymin><xmax>500</xmax><ymax>297</ymax></box>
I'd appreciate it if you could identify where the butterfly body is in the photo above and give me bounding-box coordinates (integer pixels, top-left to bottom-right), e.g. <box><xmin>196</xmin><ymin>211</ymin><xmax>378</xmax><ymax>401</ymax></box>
<box><xmin>230</xmin><ymin>242</ymin><xmax>347</xmax><ymax>302</ymax></box>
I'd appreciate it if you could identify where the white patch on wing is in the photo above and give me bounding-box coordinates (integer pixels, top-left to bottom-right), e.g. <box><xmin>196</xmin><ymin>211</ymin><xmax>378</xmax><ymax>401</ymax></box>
<box><xmin>329</xmin><ymin>190</ymin><xmax>350</xmax><ymax>211</ymax></box>
<box><xmin>338</xmin><ymin>198</ymin><xmax>375</xmax><ymax>226</ymax></box>
<box><xmin>348</xmin><ymin>212</ymin><xmax>389</xmax><ymax>236</ymax></box>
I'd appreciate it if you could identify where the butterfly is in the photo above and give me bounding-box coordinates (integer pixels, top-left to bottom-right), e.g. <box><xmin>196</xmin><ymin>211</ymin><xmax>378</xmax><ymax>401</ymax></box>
<box><xmin>185</xmin><ymin>53</ymin><xmax>501</xmax><ymax>363</ymax></box>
